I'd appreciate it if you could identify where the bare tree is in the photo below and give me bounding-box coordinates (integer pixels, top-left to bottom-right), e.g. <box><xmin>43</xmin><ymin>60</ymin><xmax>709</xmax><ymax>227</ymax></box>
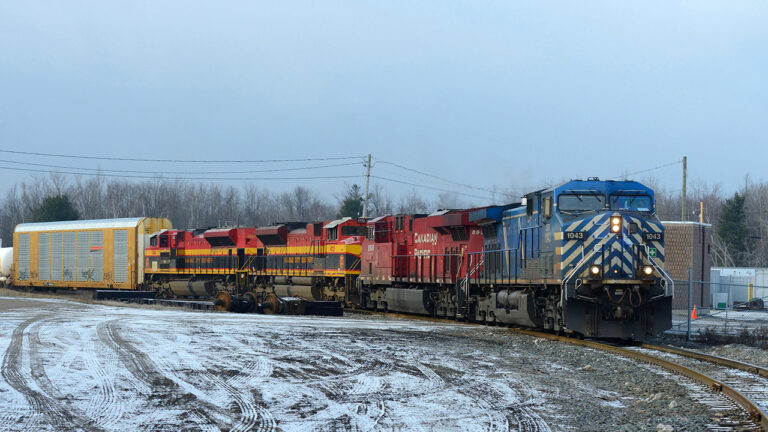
<box><xmin>398</xmin><ymin>190</ymin><xmax>431</xmax><ymax>214</ymax></box>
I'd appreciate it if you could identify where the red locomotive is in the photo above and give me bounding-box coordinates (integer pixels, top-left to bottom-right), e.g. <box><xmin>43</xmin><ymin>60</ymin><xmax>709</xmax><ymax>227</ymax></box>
<box><xmin>359</xmin><ymin>209</ymin><xmax>485</xmax><ymax>317</ymax></box>
<box><xmin>144</xmin><ymin>217</ymin><xmax>366</xmax><ymax>310</ymax></box>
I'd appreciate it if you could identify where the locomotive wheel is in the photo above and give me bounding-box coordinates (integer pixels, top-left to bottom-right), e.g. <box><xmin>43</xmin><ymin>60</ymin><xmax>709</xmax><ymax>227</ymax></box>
<box><xmin>214</xmin><ymin>291</ymin><xmax>232</xmax><ymax>312</ymax></box>
<box><xmin>261</xmin><ymin>293</ymin><xmax>281</xmax><ymax>315</ymax></box>
<box><xmin>243</xmin><ymin>292</ymin><xmax>258</xmax><ymax>313</ymax></box>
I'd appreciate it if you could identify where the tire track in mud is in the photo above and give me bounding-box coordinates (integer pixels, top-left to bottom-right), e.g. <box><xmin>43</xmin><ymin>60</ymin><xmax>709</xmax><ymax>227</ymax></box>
<box><xmin>82</xmin><ymin>326</ymin><xmax>124</xmax><ymax>429</ymax></box>
<box><xmin>151</xmin><ymin>328</ymin><xmax>277</xmax><ymax>432</ymax></box>
<box><xmin>27</xmin><ymin>318</ymin><xmax>106</xmax><ymax>432</ymax></box>
<box><xmin>0</xmin><ymin>318</ymin><xmax>41</xmax><ymax>431</ymax></box>
<box><xmin>196</xmin><ymin>366</ymin><xmax>277</xmax><ymax>432</ymax></box>
<box><xmin>97</xmin><ymin>319</ymin><xmax>228</xmax><ymax>430</ymax></box>
<box><xmin>2</xmin><ymin>315</ymin><xmax>103</xmax><ymax>432</ymax></box>
<box><xmin>453</xmin><ymin>370</ymin><xmax>551</xmax><ymax>432</ymax></box>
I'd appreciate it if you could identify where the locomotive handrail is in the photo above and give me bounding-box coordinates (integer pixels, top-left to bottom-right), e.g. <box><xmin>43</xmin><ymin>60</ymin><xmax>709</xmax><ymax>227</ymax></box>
<box><xmin>466</xmin><ymin>248</ymin><xmax>519</xmax><ymax>287</ymax></box>
<box><xmin>641</xmin><ymin>244</ymin><xmax>675</xmax><ymax>297</ymax></box>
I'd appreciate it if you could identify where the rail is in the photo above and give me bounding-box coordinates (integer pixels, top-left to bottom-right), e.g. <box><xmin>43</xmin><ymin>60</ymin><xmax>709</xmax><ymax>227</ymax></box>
<box><xmin>511</xmin><ymin>328</ymin><xmax>768</xmax><ymax>431</ymax></box>
<box><xmin>638</xmin><ymin>342</ymin><xmax>768</xmax><ymax>378</ymax></box>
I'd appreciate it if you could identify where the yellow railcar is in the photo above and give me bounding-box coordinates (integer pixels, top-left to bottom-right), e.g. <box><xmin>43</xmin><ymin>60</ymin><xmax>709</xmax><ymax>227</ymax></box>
<box><xmin>13</xmin><ymin>217</ymin><xmax>172</xmax><ymax>290</ymax></box>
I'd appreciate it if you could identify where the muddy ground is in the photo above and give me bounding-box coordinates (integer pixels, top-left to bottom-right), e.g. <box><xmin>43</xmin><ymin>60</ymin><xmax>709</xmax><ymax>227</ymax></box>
<box><xmin>0</xmin><ymin>296</ymin><xmax>754</xmax><ymax>431</ymax></box>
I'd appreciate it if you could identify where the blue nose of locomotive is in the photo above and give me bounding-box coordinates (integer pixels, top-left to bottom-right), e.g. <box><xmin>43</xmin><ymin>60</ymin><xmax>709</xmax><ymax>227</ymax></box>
<box><xmin>560</xmin><ymin>211</ymin><xmax>664</xmax><ymax>281</ymax></box>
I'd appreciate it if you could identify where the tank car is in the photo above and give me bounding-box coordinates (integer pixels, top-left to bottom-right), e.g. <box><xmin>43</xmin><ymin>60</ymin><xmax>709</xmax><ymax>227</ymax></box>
<box><xmin>0</xmin><ymin>247</ymin><xmax>13</xmax><ymax>287</ymax></box>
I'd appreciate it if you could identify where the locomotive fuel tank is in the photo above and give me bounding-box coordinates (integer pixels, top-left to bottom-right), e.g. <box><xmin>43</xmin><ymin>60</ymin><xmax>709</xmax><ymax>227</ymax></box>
<box><xmin>274</xmin><ymin>276</ymin><xmax>314</xmax><ymax>286</ymax></box>
<box><xmin>492</xmin><ymin>290</ymin><xmax>541</xmax><ymax>328</ymax></box>
<box><xmin>273</xmin><ymin>284</ymin><xmax>323</xmax><ymax>301</ymax></box>
<box><xmin>384</xmin><ymin>288</ymin><xmax>433</xmax><ymax>315</ymax></box>
<box><xmin>167</xmin><ymin>280</ymin><xmax>218</xmax><ymax>297</ymax></box>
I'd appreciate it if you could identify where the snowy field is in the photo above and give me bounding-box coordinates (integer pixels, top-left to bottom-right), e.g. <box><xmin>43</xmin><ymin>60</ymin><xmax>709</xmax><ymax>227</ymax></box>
<box><xmin>4</xmin><ymin>296</ymin><xmax>750</xmax><ymax>431</ymax></box>
<box><xmin>0</xmin><ymin>297</ymin><xmax>554</xmax><ymax>431</ymax></box>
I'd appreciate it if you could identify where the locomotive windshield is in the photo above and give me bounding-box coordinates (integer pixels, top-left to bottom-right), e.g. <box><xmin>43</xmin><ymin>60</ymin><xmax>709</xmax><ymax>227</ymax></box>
<box><xmin>557</xmin><ymin>193</ymin><xmax>605</xmax><ymax>213</ymax></box>
<box><xmin>610</xmin><ymin>194</ymin><xmax>652</xmax><ymax>212</ymax></box>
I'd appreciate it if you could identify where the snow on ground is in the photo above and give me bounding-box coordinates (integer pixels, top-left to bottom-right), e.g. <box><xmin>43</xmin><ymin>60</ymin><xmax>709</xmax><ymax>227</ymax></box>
<box><xmin>0</xmin><ymin>297</ymin><xmax>554</xmax><ymax>431</ymax></box>
<box><xmin>670</xmin><ymin>309</ymin><xmax>768</xmax><ymax>335</ymax></box>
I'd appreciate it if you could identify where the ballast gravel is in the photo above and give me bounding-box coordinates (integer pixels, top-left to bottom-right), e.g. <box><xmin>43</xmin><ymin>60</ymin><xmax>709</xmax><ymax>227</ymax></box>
<box><xmin>429</xmin><ymin>324</ymin><xmax>756</xmax><ymax>431</ymax></box>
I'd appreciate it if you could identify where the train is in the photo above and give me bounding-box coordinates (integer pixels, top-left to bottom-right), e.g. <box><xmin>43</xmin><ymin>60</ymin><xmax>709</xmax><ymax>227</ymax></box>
<box><xmin>5</xmin><ymin>178</ymin><xmax>673</xmax><ymax>339</ymax></box>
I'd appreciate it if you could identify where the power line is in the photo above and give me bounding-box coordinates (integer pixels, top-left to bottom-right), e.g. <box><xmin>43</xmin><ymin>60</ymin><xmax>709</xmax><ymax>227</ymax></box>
<box><xmin>608</xmin><ymin>159</ymin><xmax>683</xmax><ymax>180</ymax></box>
<box><xmin>0</xmin><ymin>165</ymin><xmax>361</xmax><ymax>181</ymax></box>
<box><xmin>0</xmin><ymin>148</ymin><xmax>365</xmax><ymax>164</ymax></box>
<box><xmin>2</xmin><ymin>159</ymin><xmax>361</xmax><ymax>175</ymax></box>
<box><xmin>372</xmin><ymin>175</ymin><xmax>493</xmax><ymax>201</ymax></box>
<box><xmin>376</xmin><ymin>160</ymin><xmax>513</xmax><ymax>198</ymax></box>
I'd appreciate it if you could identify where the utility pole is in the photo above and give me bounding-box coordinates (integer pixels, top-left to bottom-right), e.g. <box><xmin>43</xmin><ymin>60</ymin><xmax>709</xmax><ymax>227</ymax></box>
<box><xmin>361</xmin><ymin>154</ymin><xmax>371</xmax><ymax>218</ymax></box>
<box><xmin>681</xmin><ymin>156</ymin><xmax>687</xmax><ymax>222</ymax></box>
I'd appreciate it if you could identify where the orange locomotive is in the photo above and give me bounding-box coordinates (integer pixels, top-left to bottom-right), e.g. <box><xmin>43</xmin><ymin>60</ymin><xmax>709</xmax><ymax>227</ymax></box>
<box><xmin>144</xmin><ymin>217</ymin><xmax>366</xmax><ymax>309</ymax></box>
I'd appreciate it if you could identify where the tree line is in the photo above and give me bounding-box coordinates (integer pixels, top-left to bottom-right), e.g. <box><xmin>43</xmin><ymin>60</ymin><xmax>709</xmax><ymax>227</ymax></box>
<box><xmin>0</xmin><ymin>175</ymin><xmax>465</xmax><ymax>247</ymax></box>
<box><xmin>1</xmin><ymin>174</ymin><xmax>765</xmax><ymax>268</ymax></box>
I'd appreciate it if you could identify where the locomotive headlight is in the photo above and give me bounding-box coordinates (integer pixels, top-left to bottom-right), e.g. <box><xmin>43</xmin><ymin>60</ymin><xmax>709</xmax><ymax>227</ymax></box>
<box><xmin>610</xmin><ymin>216</ymin><xmax>622</xmax><ymax>233</ymax></box>
<box><xmin>642</xmin><ymin>265</ymin><xmax>654</xmax><ymax>276</ymax></box>
<box><xmin>589</xmin><ymin>265</ymin><xmax>601</xmax><ymax>278</ymax></box>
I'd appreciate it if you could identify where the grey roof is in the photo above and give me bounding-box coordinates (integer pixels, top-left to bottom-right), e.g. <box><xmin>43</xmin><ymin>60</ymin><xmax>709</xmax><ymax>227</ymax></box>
<box><xmin>15</xmin><ymin>217</ymin><xmax>148</xmax><ymax>233</ymax></box>
<box><xmin>323</xmin><ymin>217</ymin><xmax>352</xmax><ymax>229</ymax></box>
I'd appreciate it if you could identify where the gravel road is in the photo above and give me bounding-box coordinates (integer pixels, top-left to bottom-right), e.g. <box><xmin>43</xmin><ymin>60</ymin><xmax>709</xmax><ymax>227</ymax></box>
<box><xmin>0</xmin><ymin>296</ymin><xmax>757</xmax><ymax>431</ymax></box>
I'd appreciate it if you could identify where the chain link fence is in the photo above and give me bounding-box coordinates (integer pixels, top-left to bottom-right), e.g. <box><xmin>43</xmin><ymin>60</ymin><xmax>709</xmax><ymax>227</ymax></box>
<box><xmin>667</xmin><ymin>273</ymin><xmax>768</xmax><ymax>343</ymax></box>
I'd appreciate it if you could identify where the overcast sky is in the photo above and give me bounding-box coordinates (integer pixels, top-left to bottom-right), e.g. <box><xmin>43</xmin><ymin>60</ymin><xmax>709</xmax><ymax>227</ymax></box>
<box><xmin>1</xmin><ymin>1</ymin><xmax>766</xmax><ymax>205</ymax></box>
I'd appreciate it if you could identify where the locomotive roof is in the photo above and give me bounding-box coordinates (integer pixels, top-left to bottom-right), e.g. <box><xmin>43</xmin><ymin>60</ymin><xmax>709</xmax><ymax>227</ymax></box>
<box><xmin>550</xmin><ymin>178</ymin><xmax>653</xmax><ymax>195</ymax></box>
<box><xmin>323</xmin><ymin>217</ymin><xmax>352</xmax><ymax>229</ymax></box>
<box><xmin>15</xmin><ymin>217</ymin><xmax>149</xmax><ymax>233</ymax></box>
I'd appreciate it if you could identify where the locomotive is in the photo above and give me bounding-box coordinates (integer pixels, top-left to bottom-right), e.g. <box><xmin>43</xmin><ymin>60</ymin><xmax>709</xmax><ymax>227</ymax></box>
<box><xmin>360</xmin><ymin>178</ymin><xmax>673</xmax><ymax>338</ymax></box>
<box><xmin>7</xmin><ymin>178</ymin><xmax>672</xmax><ymax>338</ymax></box>
<box><xmin>143</xmin><ymin>218</ymin><xmax>366</xmax><ymax>311</ymax></box>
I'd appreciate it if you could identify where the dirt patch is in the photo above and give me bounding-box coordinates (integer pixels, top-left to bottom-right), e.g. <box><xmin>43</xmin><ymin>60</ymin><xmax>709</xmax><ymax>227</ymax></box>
<box><xmin>0</xmin><ymin>298</ymin><xmax>60</xmax><ymax>312</ymax></box>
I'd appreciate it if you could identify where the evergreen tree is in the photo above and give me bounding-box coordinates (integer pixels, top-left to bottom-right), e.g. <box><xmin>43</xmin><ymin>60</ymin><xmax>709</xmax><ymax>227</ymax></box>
<box><xmin>717</xmin><ymin>192</ymin><xmax>747</xmax><ymax>266</ymax></box>
<box><xmin>31</xmin><ymin>195</ymin><xmax>80</xmax><ymax>222</ymax></box>
<box><xmin>337</xmin><ymin>184</ymin><xmax>363</xmax><ymax>219</ymax></box>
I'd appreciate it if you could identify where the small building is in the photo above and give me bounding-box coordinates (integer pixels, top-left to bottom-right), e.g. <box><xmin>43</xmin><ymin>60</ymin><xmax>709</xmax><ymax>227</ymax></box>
<box><xmin>661</xmin><ymin>221</ymin><xmax>712</xmax><ymax>309</ymax></box>
<box><xmin>710</xmin><ymin>268</ymin><xmax>768</xmax><ymax>308</ymax></box>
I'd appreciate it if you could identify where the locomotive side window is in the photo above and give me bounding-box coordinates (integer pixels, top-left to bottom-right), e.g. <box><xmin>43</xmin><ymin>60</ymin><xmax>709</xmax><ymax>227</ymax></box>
<box><xmin>327</xmin><ymin>227</ymin><xmax>338</xmax><ymax>240</ymax></box>
<box><xmin>159</xmin><ymin>235</ymin><xmax>168</xmax><ymax>248</ymax></box>
<box><xmin>609</xmin><ymin>195</ymin><xmax>652</xmax><ymax>212</ymax></box>
<box><xmin>542</xmin><ymin>196</ymin><xmax>552</xmax><ymax>219</ymax></box>
<box><xmin>450</xmin><ymin>227</ymin><xmax>468</xmax><ymax>241</ymax></box>
<box><xmin>341</xmin><ymin>226</ymin><xmax>366</xmax><ymax>237</ymax></box>
<box><xmin>557</xmin><ymin>194</ymin><xmax>605</xmax><ymax>213</ymax></box>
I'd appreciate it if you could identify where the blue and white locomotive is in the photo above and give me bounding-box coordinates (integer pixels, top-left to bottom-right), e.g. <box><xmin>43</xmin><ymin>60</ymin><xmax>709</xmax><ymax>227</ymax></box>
<box><xmin>467</xmin><ymin>178</ymin><xmax>672</xmax><ymax>339</ymax></box>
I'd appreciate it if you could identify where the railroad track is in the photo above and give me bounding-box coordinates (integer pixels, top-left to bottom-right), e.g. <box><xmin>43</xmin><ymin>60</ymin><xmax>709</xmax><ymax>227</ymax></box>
<box><xmin>632</xmin><ymin>342</ymin><xmax>768</xmax><ymax>429</ymax></box>
<box><xmin>351</xmin><ymin>310</ymin><xmax>768</xmax><ymax>431</ymax></box>
<box><xmin>509</xmin><ymin>328</ymin><xmax>768</xmax><ymax>431</ymax></box>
